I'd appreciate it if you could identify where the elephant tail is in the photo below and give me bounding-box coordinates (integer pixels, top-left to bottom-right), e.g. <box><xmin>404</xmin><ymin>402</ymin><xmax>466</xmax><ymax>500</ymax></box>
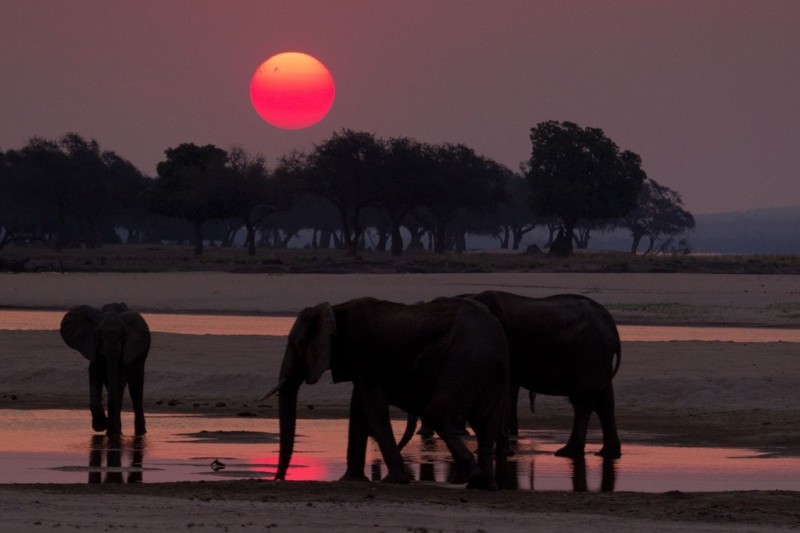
<box><xmin>396</xmin><ymin>413</ymin><xmax>418</xmax><ymax>451</ymax></box>
<box><xmin>610</xmin><ymin>346</ymin><xmax>622</xmax><ymax>380</ymax></box>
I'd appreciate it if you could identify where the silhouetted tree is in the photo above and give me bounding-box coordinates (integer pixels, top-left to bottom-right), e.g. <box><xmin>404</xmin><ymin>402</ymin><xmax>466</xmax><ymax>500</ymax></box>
<box><xmin>375</xmin><ymin>137</ymin><xmax>432</xmax><ymax>256</ymax></box>
<box><xmin>527</xmin><ymin>121</ymin><xmax>646</xmax><ymax>256</ymax></box>
<box><xmin>416</xmin><ymin>143</ymin><xmax>507</xmax><ymax>254</ymax></box>
<box><xmin>290</xmin><ymin>130</ymin><xmax>385</xmax><ymax>256</ymax></box>
<box><xmin>226</xmin><ymin>147</ymin><xmax>280</xmax><ymax>256</ymax></box>
<box><xmin>1</xmin><ymin>134</ymin><xmax>144</xmax><ymax>251</ymax></box>
<box><xmin>621</xmin><ymin>178</ymin><xmax>695</xmax><ymax>254</ymax></box>
<box><xmin>101</xmin><ymin>151</ymin><xmax>152</xmax><ymax>244</ymax></box>
<box><xmin>147</xmin><ymin>143</ymin><xmax>237</xmax><ymax>256</ymax></box>
<box><xmin>0</xmin><ymin>148</ymin><xmax>25</xmax><ymax>252</ymax></box>
<box><xmin>475</xmin><ymin>169</ymin><xmax>538</xmax><ymax>250</ymax></box>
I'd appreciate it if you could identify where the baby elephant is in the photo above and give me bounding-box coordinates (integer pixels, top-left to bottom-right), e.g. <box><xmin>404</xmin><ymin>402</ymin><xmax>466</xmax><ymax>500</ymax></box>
<box><xmin>60</xmin><ymin>303</ymin><xmax>151</xmax><ymax>436</ymax></box>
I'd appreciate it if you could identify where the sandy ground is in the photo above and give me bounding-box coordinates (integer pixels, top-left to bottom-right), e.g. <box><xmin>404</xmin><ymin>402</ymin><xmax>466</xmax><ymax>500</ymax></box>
<box><xmin>1</xmin><ymin>271</ymin><xmax>799</xmax><ymax>531</ymax></box>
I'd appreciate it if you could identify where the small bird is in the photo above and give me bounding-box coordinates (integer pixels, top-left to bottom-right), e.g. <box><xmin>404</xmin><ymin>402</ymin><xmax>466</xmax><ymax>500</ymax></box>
<box><xmin>210</xmin><ymin>459</ymin><xmax>226</xmax><ymax>471</ymax></box>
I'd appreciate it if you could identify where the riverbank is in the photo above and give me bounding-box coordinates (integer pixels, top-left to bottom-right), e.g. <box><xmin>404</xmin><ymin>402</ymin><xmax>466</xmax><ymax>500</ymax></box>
<box><xmin>1</xmin><ymin>271</ymin><xmax>799</xmax><ymax>531</ymax></box>
<box><xmin>3</xmin><ymin>244</ymin><xmax>800</xmax><ymax>275</ymax></box>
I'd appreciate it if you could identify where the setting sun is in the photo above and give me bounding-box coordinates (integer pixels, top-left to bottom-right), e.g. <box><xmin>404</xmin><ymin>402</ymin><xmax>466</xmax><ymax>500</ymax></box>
<box><xmin>249</xmin><ymin>52</ymin><xmax>335</xmax><ymax>130</ymax></box>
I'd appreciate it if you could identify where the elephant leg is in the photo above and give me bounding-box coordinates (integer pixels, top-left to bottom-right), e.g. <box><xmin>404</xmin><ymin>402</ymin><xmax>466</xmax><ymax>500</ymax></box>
<box><xmin>127</xmin><ymin>367</ymin><xmax>147</xmax><ymax>436</ymax></box>
<box><xmin>106</xmin><ymin>380</ymin><xmax>126</xmax><ymax>436</ymax></box>
<box><xmin>88</xmin><ymin>362</ymin><xmax>108</xmax><ymax>433</ymax></box>
<box><xmin>505</xmin><ymin>383</ymin><xmax>520</xmax><ymax>438</ymax></box>
<box><xmin>356</xmin><ymin>384</ymin><xmax>410</xmax><ymax>483</ymax></box>
<box><xmin>555</xmin><ymin>395</ymin><xmax>592</xmax><ymax>458</ymax></box>
<box><xmin>467</xmin><ymin>417</ymin><xmax>500</xmax><ymax>491</ymax></box>
<box><xmin>341</xmin><ymin>389</ymin><xmax>370</xmax><ymax>482</ymax></box>
<box><xmin>434</xmin><ymin>427</ymin><xmax>475</xmax><ymax>484</ymax></box>
<box><xmin>423</xmin><ymin>401</ymin><xmax>479</xmax><ymax>486</ymax></box>
<box><xmin>594</xmin><ymin>384</ymin><xmax>622</xmax><ymax>458</ymax></box>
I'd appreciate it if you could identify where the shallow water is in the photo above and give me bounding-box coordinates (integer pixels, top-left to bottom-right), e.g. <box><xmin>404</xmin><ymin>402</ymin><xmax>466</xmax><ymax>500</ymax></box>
<box><xmin>1</xmin><ymin>410</ymin><xmax>798</xmax><ymax>491</ymax></box>
<box><xmin>1</xmin><ymin>309</ymin><xmax>799</xmax><ymax>342</ymax></box>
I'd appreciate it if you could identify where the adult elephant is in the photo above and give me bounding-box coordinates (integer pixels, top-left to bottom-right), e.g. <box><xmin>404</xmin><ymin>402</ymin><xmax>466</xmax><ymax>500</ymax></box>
<box><xmin>469</xmin><ymin>291</ymin><xmax>622</xmax><ymax>459</ymax></box>
<box><xmin>59</xmin><ymin>303</ymin><xmax>151</xmax><ymax>436</ymax></box>
<box><xmin>262</xmin><ymin>297</ymin><xmax>509</xmax><ymax>490</ymax></box>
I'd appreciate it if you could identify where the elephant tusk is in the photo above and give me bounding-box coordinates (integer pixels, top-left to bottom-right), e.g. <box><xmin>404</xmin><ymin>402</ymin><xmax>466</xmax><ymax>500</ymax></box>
<box><xmin>259</xmin><ymin>377</ymin><xmax>288</xmax><ymax>400</ymax></box>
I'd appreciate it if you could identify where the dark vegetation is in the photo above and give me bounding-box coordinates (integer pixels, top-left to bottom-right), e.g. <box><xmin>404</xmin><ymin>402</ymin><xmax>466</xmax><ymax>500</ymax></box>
<box><xmin>0</xmin><ymin>122</ymin><xmax>699</xmax><ymax>268</ymax></box>
<box><xmin>4</xmin><ymin>244</ymin><xmax>800</xmax><ymax>275</ymax></box>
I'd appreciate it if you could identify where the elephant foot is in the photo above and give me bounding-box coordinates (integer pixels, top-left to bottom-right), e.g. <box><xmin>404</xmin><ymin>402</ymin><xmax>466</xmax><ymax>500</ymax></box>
<box><xmin>446</xmin><ymin>463</ymin><xmax>475</xmax><ymax>485</ymax></box>
<box><xmin>596</xmin><ymin>446</ymin><xmax>621</xmax><ymax>459</ymax></box>
<box><xmin>495</xmin><ymin>434</ymin><xmax>514</xmax><ymax>457</ymax></box>
<box><xmin>92</xmin><ymin>418</ymin><xmax>108</xmax><ymax>433</ymax></box>
<box><xmin>134</xmin><ymin>428</ymin><xmax>147</xmax><ymax>436</ymax></box>
<box><xmin>339</xmin><ymin>471</ymin><xmax>370</xmax><ymax>482</ymax></box>
<box><xmin>554</xmin><ymin>445</ymin><xmax>585</xmax><ymax>458</ymax></box>
<box><xmin>466</xmin><ymin>478</ymin><xmax>498</xmax><ymax>491</ymax></box>
<box><xmin>382</xmin><ymin>470</ymin><xmax>412</xmax><ymax>484</ymax></box>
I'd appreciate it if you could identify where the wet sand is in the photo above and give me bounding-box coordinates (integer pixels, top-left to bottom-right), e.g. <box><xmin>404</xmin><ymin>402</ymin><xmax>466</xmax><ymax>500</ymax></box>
<box><xmin>1</xmin><ymin>271</ymin><xmax>799</xmax><ymax>531</ymax></box>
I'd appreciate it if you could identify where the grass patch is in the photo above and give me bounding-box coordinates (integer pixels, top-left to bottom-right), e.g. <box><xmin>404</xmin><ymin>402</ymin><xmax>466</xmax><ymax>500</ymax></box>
<box><xmin>767</xmin><ymin>302</ymin><xmax>800</xmax><ymax>320</ymax></box>
<box><xmin>606</xmin><ymin>302</ymin><xmax>698</xmax><ymax>315</ymax></box>
<box><xmin>2</xmin><ymin>245</ymin><xmax>800</xmax><ymax>275</ymax></box>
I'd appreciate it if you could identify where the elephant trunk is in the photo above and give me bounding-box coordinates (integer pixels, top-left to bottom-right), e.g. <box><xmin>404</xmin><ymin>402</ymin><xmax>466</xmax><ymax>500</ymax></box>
<box><xmin>275</xmin><ymin>376</ymin><xmax>302</xmax><ymax>480</ymax></box>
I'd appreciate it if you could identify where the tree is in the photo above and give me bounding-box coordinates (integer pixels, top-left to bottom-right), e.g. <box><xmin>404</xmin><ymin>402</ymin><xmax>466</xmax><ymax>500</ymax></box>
<box><xmin>1</xmin><ymin>134</ymin><xmax>139</xmax><ymax>251</ymax></box>
<box><xmin>416</xmin><ymin>143</ymin><xmax>507</xmax><ymax>254</ymax></box>
<box><xmin>475</xmin><ymin>169</ymin><xmax>538</xmax><ymax>250</ymax></box>
<box><xmin>0</xmin><ymin>148</ymin><xmax>24</xmax><ymax>252</ymax></box>
<box><xmin>226</xmin><ymin>147</ymin><xmax>279</xmax><ymax>256</ymax></box>
<box><xmin>293</xmin><ymin>130</ymin><xmax>386</xmax><ymax>256</ymax></box>
<box><xmin>622</xmin><ymin>178</ymin><xmax>695</xmax><ymax>254</ymax></box>
<box><xmin>527</xmin><ymin>121</ymin><xmax>646</xmax><ymax>256</ymax></box>
<box><xmin>101</xmin><ymin>151</ymin><xmax>152</xmax><ymax>244</ymax></box>
<box><xmin>147</xmin><ymin>143</ymin><xmax>237</xmax><ymax>256</ymax></box>
<box><xmin>375</xmin><ymin>137</ymin><xmax>431</xmax><ymax>256</ymax></box>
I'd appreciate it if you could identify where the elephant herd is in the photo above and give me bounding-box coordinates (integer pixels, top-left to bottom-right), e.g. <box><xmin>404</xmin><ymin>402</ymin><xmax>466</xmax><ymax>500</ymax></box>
<box><xmin>60</xmin><ymin>291</ymin><xmax>622</xmax><ymax>491</ymax></box>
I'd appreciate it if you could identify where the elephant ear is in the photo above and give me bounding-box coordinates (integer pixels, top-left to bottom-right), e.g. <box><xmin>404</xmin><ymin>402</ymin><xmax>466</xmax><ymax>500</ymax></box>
<box><xmin>60</xmin><ymin>305</ymin><xmax>101</xmax><ymax>361</ymax></box>
<box><xmin>120</xmin><ymin>311</ymin><xmax>151</xmax><ymax>364</ymax></box>
<box><xmin>306</xmin><ymin>302</ymin><xmax>336</xmax><ymax>385</ymax></box>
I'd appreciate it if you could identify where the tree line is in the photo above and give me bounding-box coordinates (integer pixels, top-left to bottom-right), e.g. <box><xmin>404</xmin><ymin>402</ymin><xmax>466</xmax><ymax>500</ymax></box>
<box><xmin>0</xmin><ymin>122</ymin><xmax>695</xmax><ymax>259</ymax></box>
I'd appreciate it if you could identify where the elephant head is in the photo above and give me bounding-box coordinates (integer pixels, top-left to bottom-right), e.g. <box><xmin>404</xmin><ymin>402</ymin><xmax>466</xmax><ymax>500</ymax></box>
<box><xmin>60</xmin><ymin>303</ymin><xmax>151</xmax><ymax>436</ymax></box>
<box><xmin>262</xmin><ymin>302</ymin><xmax>336</xmax><ymax>480</ymax></box>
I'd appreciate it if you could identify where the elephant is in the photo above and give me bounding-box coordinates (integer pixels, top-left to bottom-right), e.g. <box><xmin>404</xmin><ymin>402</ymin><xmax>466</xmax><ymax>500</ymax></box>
<box><xmin>59</xmin><ymin>303</ymin><xmax>151</xmax><ymax>436</ymax></box>
<box><xmin>261</xmin><ymin>296</ymin><xmax>509</xmax><ymax>490</ymax></box>
<box><xmin>468</xmin><ymin>291</ymin><xmax>622</xmax><ymax>459</ymax></box>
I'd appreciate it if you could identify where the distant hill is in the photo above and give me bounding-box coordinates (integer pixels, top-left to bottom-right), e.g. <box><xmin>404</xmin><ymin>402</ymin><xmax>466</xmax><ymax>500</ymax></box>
<box><xmin>689</xmin><ymin>206</ymin><xmax>800</xmax><ymax>254</ymax></box>
<box><xmin>515</xmin><ymin>206</ymin><xmax>800</xmax><ymax>255</ymax></box>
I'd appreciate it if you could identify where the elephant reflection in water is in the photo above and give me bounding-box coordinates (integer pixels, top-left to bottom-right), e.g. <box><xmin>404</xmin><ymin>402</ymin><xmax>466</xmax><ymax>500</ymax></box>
<box><xmin>389</xmin><ymin>431</ymin><xmax>618</xmax><ymax>492</ymax></box>
<box><xmin>369</xmin><ymin>434</ymin><xmax>458</xmax><ymax>484</ymax></box>
<box><xmin>495</xmin><ymin>454</ymin><xmax>617</xmax><ymax>492</ymax></box>
<box><xmin>88</xmin><ymin>435</ymin><xmax>145</xmax><ymax>483</ymax></box>
<box><xmin>569</xmin><ymin>455</ymin><xmax>616</xmax><ymax>493</ymax></box>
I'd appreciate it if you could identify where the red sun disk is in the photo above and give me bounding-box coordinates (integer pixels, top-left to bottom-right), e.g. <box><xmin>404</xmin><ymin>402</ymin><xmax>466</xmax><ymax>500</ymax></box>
<box><xmin>250</xmin><ymin>52</ymin><xmax>335</xmax><ymax>130</ymax></box>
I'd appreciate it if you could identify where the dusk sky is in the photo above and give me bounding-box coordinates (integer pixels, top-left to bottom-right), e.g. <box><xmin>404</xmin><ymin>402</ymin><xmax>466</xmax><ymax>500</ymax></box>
<box><xmin>2</xmin><ymin>1</ymin><xmax>798</xmax><ymax>215</ymax></box>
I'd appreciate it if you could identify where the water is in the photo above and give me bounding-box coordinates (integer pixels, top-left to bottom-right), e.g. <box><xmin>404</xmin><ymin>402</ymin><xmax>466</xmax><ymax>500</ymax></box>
<box><xmin>2</xmin><ymin>311</ymin><xmax>798</xmax><ymax>490</ymax></box>
<box><xmin>2</xmin><ymin>309</ymin><xmax>799</xmax><ymax>342</ymax></box>
<box><xmin>1</xmin><ymin>410</ymin><xmax>798</xmax><ymax>491</ymax></box>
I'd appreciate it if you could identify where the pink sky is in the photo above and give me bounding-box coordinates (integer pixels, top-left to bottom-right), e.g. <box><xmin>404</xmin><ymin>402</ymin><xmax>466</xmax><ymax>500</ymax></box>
<box><xmin>1</xmin><ymin>1</ymin><xmax>798</xmax><ymax>214</ymax></box>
